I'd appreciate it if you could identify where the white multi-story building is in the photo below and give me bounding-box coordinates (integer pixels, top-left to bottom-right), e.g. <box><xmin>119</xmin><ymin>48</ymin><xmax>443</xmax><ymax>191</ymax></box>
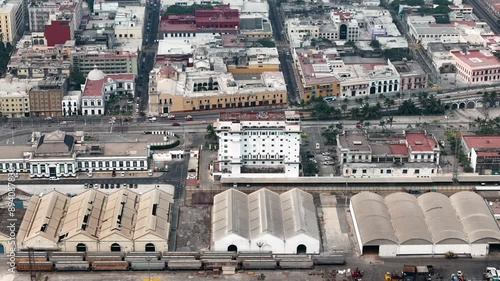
<box><xmin>407</xmin><ymin>15</ymin><xmax>460</xmax><ymax>44</ymax></box>
<box><xmin>62</xmin><ymin>90</ymin><xmax>81</xmax><ymax>116</ymax></box>
<box><xmin>213</xmin><ymin>111</ymin><xmax>301</xmax><ymax>179</ymax></box>
<box><xmin>285</xmin><ymin>18</ymin><xmax>319</xmax><ymax>48</ymax></box>
<box><xmin>337</xmin><ymin>131</ymin><xmax>441</xmax><ymax>178</ymax></box>
<box><xmin>81</xmin><ymin>67</ymin><xmax>135</xmax><ymax>116</ymax></box>
<box><xmin>114</xmin><ymin>6</ymin><xmax>145</xmax><ymax>40</ymax></box>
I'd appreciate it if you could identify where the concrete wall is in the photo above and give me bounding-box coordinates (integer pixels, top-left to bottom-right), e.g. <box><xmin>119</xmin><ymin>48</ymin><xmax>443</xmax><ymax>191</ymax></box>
<box><xmin>284</xmin><ymin>233</ymin><xmax>320</xmax><ymax>254</ymax></box>
<box><xmin>398</xmin><ymin>244</ymin><xmax>433</xmax><ymax>255</ymax></box>
<box><xmin>213</xmin><ymin>233</ymin><xmax>251</xmax><ymax>252</ymax></box>
<box><xmin>379</xmin><ymin>244</ymin><xmax>398</xmax><ymax>256</ymax></box>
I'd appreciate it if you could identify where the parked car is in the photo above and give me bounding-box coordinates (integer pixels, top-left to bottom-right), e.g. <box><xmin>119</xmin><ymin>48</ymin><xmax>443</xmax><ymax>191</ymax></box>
<box><xmin>185</xmin><ymin>115</ymin><xmax>193</xmax><ymax>121</ymax></box>
<box><xmin>322</xmin><ymin>152</ymin><xmax>331</xmax><ymax>156</ymax></box>
<box><xmin>59</xmin><ymin>121</ymin><xmax>67</xmax><ymax>125</ymax></box>
<box><xmin>167</xmin><ymin>115</ymin><xmax>176</xmax><ymax>120</ymax></box>
<box><xmin>44</xmin><ymin>117</ymin><xmax>52</xmax><ymax>121</ymax></box>
<box><xmin>172</xmin><ymin>122</ymin><xmax>180</xmax><ymax>126</ymax></box>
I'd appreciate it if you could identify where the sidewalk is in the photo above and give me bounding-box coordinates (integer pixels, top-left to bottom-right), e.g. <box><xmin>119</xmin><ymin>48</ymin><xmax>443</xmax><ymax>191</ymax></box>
<box><xmin>0</xmin><ymin>170</ymin><xmax>164</xmax><ymax>181</ymax></box>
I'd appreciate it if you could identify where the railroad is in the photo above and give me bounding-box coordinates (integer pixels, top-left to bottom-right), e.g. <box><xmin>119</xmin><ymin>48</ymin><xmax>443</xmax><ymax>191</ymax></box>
<box><xmin>14</xmin><ymin>251</ymin><xmax>346</xmax><ymax>272</ymax></box>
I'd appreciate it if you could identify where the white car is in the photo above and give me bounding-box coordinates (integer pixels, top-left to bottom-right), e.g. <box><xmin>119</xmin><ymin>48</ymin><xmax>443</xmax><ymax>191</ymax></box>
<box><xmin>59</xmin><ymin>121</ymin><xmax>67</xmax><ymax>125</ymax></box>
<box><xmin>45</xmin><ymin>117</ymin><xmax>52</xmax><ymax>120</ymax></box>
<box><xmin>324</xmin><ymin>157</ymin><xmax>332</xmax><ymax>161</ymax></box>
<box><xmin>322</xmin><ymin>152</ymin><xmax>330</xmax><ymax>156</ymax></box>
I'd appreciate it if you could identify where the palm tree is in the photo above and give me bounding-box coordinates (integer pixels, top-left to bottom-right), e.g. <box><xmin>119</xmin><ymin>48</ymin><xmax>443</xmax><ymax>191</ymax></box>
<box><xmin>399</xmin><ymin>100</ymin><xmax>419</xmax><ymax>115</ymax></box>
<box><xmin>383</xmin><ymin>97</ymin><xmax>395</xmax><ymax>111</ymax></box>
<box><xmin>350</xmin><ymin>107</ymin><xmax>360</xmax><ymax>120</ymax></box>
<box><xmin>379</xmin><ymin>120</ymin><xmax>386</xmax><ymax>130</ymax></box>
<box><xmin>355</xmin><ymin>97</ymin><xmax>364</xmax><ymax>107</ymax></box>
<box><xmin>386</xmin><ymin>116</ymin><xmax>394</xmax><ymax>128</ymax></box>
<box><xmin>341</xmin><ymin>104</ymin><xmax>348</xmax><ymax>116</ymax></box>
<box><xmin>363</xmin><ymin>121</ymin><xmax>371</xmax><ymax>130</ymax></box>
<box><xmin>343</xmin><ymin>97</ymin><xmax>350</xmax><ymax>106</ymax></box>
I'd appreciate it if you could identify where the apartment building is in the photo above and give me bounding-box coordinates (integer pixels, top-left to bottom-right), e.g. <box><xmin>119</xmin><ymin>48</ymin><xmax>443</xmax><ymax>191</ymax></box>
<box><xmin>451</xmin><ymin>49</ymin><xmax>500</xmax><ymax>84</ymax></box>
<box><xmin>461</xmin><ymin>135</ymin><xmax>500</xmax><ymax>175</ymax></box>
<box><xmin>285</xmin><ymin>18</ymin><xmax>319</xmax><ymax>48</ymax></box>
<box><xmin>0</xmin><ymin>1</ymin><xmax>24</xmax><ymax>42</ymax></box>
<box><xmin>62</xmin><ymin>90</ymin><xmax>81</xmax><ymax>116</ymax></box>
<box><xmin>0</xmin><ymin>77</ymin><xmax>39</xmax><ymax>117</ymax></box>
<box><xmin>294</xmin><ymin>49</ymin><xmax>340</xmax><ymax>102</ymax></box>
<box><xmin>407</xmin><ymin>16</ymin><xmax>460</xmax><ymax>44</ymax></box>
<box><xmin>337</xmin><ymin>131</ymin><xmax>441</xmax><ymax>178</ymax></box>
<box><xmin>226</xmin><ymin>47</ymin><xmax>280</xmax><ymax>74</ymax></box>
<box><xmin>29</xmin><ymin>75</ymin><xmax>68</xmax><ymax>118</ymax></box>
<box><xmin>28</xmin><ymin>1</ymin><xmax>59</xmax><ymax>32</ymax></box>
<box><xmin>213</xmin><ymin>111</ymin><xmax>301</xmax><ymax>179</ymax></box>
<box><xmin>148</xmin><ymin>65</ymin><xmax>287</xmax><ymax>115</ymax></box>
<box><xmin>393</xmin><ymin>61</ymin><xmax>428</xmax><ymax>90</ymax></box>
<box><xmin>71</xmin><ymin>51</ymin><xmax>138</xmax><ymax>76</ymax></box>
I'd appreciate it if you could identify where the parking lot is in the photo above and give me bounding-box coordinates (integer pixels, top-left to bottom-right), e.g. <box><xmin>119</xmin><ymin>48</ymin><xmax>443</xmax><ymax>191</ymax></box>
<box><xmin>302</xmin><ymin>127</ymin><xmax>339</xmax><ymax>176</ymax></box>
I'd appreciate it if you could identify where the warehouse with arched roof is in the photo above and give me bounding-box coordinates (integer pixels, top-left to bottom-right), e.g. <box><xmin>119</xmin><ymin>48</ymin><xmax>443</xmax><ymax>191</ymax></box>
<box><xmin>385</xmin><ymin>193</ymin><xmax>433</xmax><ymax>254</ymax></box>
<box><xmin>350</xmin><ymin>191</ymin><xmax>500</xmax><ymax>257</ymax></box>
<box><xmin>349</xmin><ymin>192</ymin><xmax>398</xmax><ymax>256</ymax></box>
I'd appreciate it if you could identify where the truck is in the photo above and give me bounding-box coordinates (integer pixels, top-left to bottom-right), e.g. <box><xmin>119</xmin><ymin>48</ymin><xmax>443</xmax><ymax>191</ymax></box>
<box><xmin>402</xmin><ymin>265</ymin><xmax>433</xmax><ymax>281</ymax></box>
<box><xmin>485</xmin><ymin>267</ymin><xmax>500</xmax><ymax>281</ymax></box>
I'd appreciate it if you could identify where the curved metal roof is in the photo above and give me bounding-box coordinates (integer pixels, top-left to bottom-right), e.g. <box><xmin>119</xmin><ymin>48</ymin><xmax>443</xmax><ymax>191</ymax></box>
<box><xmin>450</xmin><ymin>191</ymin><xmax>500</xmax><ymax>243</ymax></box>
<box><xmin>417</xmin><ymin>192</ymin><xmax>468</xmax><ymax>244</ymax></box>
<box><xmin>385</xmin><ymin>192</ymin><xmax>433</xmax><ymax>244</ymax></box>
<box><xmin>350</xmin><ymin>192</ymin><xmax>398</xmax><ymax>245</ymax></box>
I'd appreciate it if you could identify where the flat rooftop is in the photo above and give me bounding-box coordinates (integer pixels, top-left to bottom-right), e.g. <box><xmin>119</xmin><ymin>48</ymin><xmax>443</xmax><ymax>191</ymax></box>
<box><xmin>338</xmin><ymin>133</ymin><xmax>371</xmax><ymax>151</ymax></box>
<box><xmin>463</xmin><ymin>135</ymin><xmax>500</xmax><ymax>149</ymax></box>
<box><xmin>219</xmin><ymin>112</ymin><xmax>288</xmax><ymax>122</ymax></box>
<box><xmin>451</xmin><ymin>50</ymin><xmax>500</xmax><ymax>69</ymax></box>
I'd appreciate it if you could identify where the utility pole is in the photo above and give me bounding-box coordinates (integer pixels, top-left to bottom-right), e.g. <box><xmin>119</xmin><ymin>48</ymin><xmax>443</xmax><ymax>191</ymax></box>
<box><xmin>453</xmin><ymin>131</ymin><xmax>462</xmax><ymax>183</ymax></box>
<box><xmin>28</xmin><ymin>247</ymin><xmax>36</xmax><ymax>281</ymax></box>
<box><xmin>257</xmin><ymin>242</ymin><xmax>265</xmax><ymax>280</ymax></box>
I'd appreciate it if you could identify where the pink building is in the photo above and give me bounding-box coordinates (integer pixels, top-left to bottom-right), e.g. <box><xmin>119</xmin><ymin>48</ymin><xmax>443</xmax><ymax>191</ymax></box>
<box><xmin>451</xmin><ymin>49</ymin><xmax>500</xmax><ymax>84</ymax></box>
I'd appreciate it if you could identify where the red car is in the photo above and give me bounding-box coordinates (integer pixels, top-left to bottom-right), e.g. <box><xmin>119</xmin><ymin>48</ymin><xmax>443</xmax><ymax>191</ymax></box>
<box><xmin>172</xmin><ymin>122</ymin><xmax>180</xmax><ymax>126</ymax></box>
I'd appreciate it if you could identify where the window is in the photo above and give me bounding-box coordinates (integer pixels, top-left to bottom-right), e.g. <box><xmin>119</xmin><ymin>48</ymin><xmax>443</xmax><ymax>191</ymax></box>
<box><xmin>145</xmin><ymin>243</ymin><xmax>155</xmax><ymax>252</ymax></box>
<box><xmin>415</xmin><ymin>169</ymin><xmax>420</xmax><ymax>174</ymax></box>
<box><xmin>110</xmin><ymin>243</ymin><xmax>121</xmax><ymax>252</ymax></box>
<box><xmin>402</xmin><ymin>169</ymin><xmax>408</xmax><ymax>174</ymax></box>
<box><xmin>76</xmin><ymin>243</ymin><xmax>87</xmax><ymax>252</ymax></box>
<box><xmin>352</xmin><ymin>169</ymin><xmax>357</xmax><ymax>174</ymax></box>
<box><xmin>362</xmin><ymin>169</ymin><xmax>367</xmax><ymax>174</ymax></box>
<box><xmin>386</xmin><ymin>169</ymin><xmax>391</xmax><ymax>174</ymax></box>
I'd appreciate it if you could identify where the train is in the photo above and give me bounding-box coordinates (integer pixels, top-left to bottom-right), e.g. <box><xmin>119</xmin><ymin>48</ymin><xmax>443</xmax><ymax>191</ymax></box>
<box><xmin>14</xmin><ymin>251</ymin><xmax>345</xmax><ymax>272</ymax></box>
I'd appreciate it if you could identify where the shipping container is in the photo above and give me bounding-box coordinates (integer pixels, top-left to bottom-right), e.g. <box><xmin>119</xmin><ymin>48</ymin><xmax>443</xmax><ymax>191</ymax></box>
<box><xmin>312</xmin><ymin>255</ymin><xmax>346</xmax><ymax>265</ymax></box>
<box><xmin>130</xmin><ymin>261</ymin><xmax>166</xmax><ymax>271</ymax></box>
<box><xmin>279</xmin><ymin>260</ymin><xmax>314</xmax><ymax>269</ymax></box>
<box><xmin>241</xmin><ymin>260</ymin><xmax>278</xmax><ymax>270</ymax></box>
<box><xmin>50</xmin><ymin>256</ymin><xmax>84</xmax><ymax>262</ymax></box>
<box><xmin>91</xmin><ymin>261</ymin><xmax>129</xmax><ymax>271</ymax></box>
<box><xmin>16</xmin><ymin>262</ymin><xmax>54</xmax><ymax>272</ymax></box>
<box><xmin>167</xmin><ymin>260</ymin><xmax>202</xmax><ymax>270</ymax></box>
<box><xmin>54</xmin><ymin>261</ymin><xmax>90</xmax><ymax>271</ymax></box>
<box><xmin>86</xmin><ymin>255</ymin><xmax>124</xmax><ymax>263</ymax></box>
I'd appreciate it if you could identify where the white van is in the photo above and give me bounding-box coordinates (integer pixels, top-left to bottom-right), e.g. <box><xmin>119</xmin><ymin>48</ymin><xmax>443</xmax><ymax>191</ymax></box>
<box><xmin>316</xmin><ymin>143</ymin><xmax>320</xmax><ymax>150</ymax></box>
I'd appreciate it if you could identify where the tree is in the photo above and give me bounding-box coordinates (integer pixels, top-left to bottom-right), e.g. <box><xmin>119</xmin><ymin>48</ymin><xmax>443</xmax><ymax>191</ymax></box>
<box><xmin>303</xmin><ymin>159</ymin><xmax>319</xmax><ymax>176</ymax></box>
<box><xmin>398</xmin><ymin>100</ymin><xmax>419</xmax><ymax>115</ymax></box>
<box><xmin>257</xmin><ymin>38</ymin><xmax>276</xmax><ymax>47</ymax></box>
<box><xmin>350</xmin><ymin>107</ymin><xmax>361</xmax><ymax>120</ymax></box>
<box><xmin>205</xmin><ymin>124</ymin><xmax>219</xmax><ymax>148</ymax></box>
<box><xmin>386</xmin><ymin>116</ymin><xmax>394</xmax><ymax>128</ymax></box>
<box><xmin>379</xmin><ymin>120</ymin><xmax>386</xmax><ymax>129</ymax></box>
<box><xmin>369</xmin><ymin>40</ymin><xmax>381</xmax><ymax>49</ymax></box>
<box><xmin>383</xmin><ymin>97</ymin><xmax>395</xmax><ymax>111</ymax></box>
<box><xmin>355</xmin><ymin>98</ymin><xmax>364</xmax><ymax>107</ymax></box>
<box><xmin>321</xmin><ymin>123</ymin><xmax>342</xmax><ymax>145</ymax></box>
<box><xmin>363</xmin><ymin>121</ymin><xmax>371</xmax><ymax>130</ymax></box>
<box><xmin>70</xmin><ymin>70</ymin><xmax>86</xmax><ymax>86</ymax></box>
<box><xmin>341</xmin><ymin>104</ymin><xmax>348</xmax><ymax>116</ymax></box>
<box><xmin>311</xmin><ymin>100</ymin><xmax>333</xmax><ymax>119</ymax></box>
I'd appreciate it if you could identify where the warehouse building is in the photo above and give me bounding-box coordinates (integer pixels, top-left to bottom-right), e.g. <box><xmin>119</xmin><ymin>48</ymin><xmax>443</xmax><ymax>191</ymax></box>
<box><xmin>350</xmin><ymin>191</ymin><xmax>500</xmax><ymax>257</ymax></box>
<box><xmin>212</xmin><ymin>188</ymin><xmax>320</xmax><ymax>254</ymax></box>
<box><xmin>17</xmin><ymin>188</ymin><xmax>173</xmax><ymax>252</ymax></box>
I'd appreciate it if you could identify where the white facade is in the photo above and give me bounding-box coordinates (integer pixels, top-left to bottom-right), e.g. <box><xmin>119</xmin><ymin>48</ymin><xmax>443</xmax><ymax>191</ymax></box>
<box><xmin>62</xmin><ymin>90</ymin><xmax>81</xmax><ymax>116</ymax></box>
<box><xmin>214</xmin><ymin>111</ymin><xmax>301</xmax><ymax>179</ymax></box>
<box><xmin>285</xmin><ymin>18</ymin><xmax>319</xmax><ymax>48</ymax></box>
<box><xmin>114</xmin><ymin>6</ymin><xmax>145</xmax><ymax>40</ymax></box>
<box><xmin>81</xmin><ymin>96</ymin><xmax>105</xmax><ymax>116</ymax></box>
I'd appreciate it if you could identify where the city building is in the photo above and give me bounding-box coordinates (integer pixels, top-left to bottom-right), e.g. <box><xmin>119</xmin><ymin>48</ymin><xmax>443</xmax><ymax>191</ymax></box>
<box><xmin>0</xmin><ymin>1</ymin><xmax>24</xmax><ymax>42</ymax></box>
<box><xmin>0</xmin><ymin>130</ymin><xmax>149</xmax><ymax>178</ymax></box>
<box><xmin>212</xmin><ymin>111</ymin><xmax>301</xmax><ymax>180</ymax></box>
<box><xmin>81</xmin><ymin>68</ymin><xmax>135</xmax><ymax>116</ymax></box>
<box><xmin>461</xmin><ymin>135</ymin><xmax>500</xmax><ymax>175</ymax></box>
<box><xmin>392</xmin><ymin>61</ymin><xmax>428</xmax><ymax>91</ymax></box>
<box><xmin>42</xmin><ymin>1</ymin><xmax>83</xmax><ymax>46</ymax></box>
<box><xmin>62</xmin><ymin>90</ymin><xmax>82</xmax><ymax>116</ymax></box>
<box><xmin>114</xmin><ymin>6</ymin><xmax>145</xmax><ymax>40</ymax></box>
<box><xmin>44</xmin><ymin>19</ymin><xmax>72</xmax><ymax>47</ymax></box>
<box><xmin>407</xmin><ymin>16</ymin><xmax>460</xmax><ymax>44</ymax></box>
<box><xmin>337</xmin><ymin>131</ymin><xmax>441</xmax><ymax>177</ymax></box>
<box><xmin>0</xmin><ymin>77</ymin><xmax>40</xmax><ymax>118</ymax></box>
<box><xmin>285</xmin><ymin>18</ymin><xmax>320</xmax><ymax>48</ymax></box>
<box><xmin>350</xmin><ymin>191</ymin><xmax>500</xmax><ymax>256</ymax></box>
<box><xmin>148</xmin><ymin>65</ymin><xmax>286</xmax><ymax>114</ymax></box>
<box><xmin>28</xmin><ymin>75</ymin><xmax>68</xmax><ymax>118</ymax></box>
<box><xmin>451</xmin><ymin>49</ymin><xmax>500</xmax><ymax>84</ymax></box>
<box><xmin>212</xmin><ymin>188</ymin><xmax>320</xmax><ymax>254</ymax></box>
<box><xmin>28</xmin><ymin>1</ymin><xmax>58</xmax><ymax>32</ymax></box>
<box><xmin>294</xmin><ymin>49</ymin><xmax>340</xmax><ymax>102</ymax></box>
<box><xmin>18</xmin><ymin>188</ymin><xmax>174</xmax><ymax>252</ymax></box>
<box><xmin>226</xmin><ymin>48</ymin><xmax>280</xmax><ymax>74</ymax></box>
<box><xmin>71</xmin><ymin>51</ymin><xmax>139</xmax><ymax>76</ymax></box>
<box><xmin>159</xmin><ymin>4</ymin><xmax>239</xmax><ymax>38</ymax></box>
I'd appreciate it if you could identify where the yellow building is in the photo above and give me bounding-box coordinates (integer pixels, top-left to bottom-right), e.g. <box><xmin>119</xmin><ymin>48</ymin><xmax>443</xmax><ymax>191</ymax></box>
<box><xmin>295</xmin><ymin>49</ymin><xmax>340</xmax><ymax>102</ymax></box>
<box><xmin>0</xmin><ymin>2</ymin><xmax>24</xmax><ymax>42</ymax></box>
<box><xmin>148</xmin><ymin>66</ymin><xmax>287</xmax><ymax>114</ymax></box>
<box><xmin>226</xmin><ymin>47</ymin><xmax>281</xmax><ymax>74</ymax></box>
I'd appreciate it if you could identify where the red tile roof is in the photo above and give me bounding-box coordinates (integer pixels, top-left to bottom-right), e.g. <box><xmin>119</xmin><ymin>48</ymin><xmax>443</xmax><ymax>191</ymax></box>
<box><xmin>451</xmin><ymin>50</ymin><xmax>500</xmax><ymax>69</ymax></box>
<box><xmin>405</xmin><ymin>132</ymin><xmax>437</xmax><ymax>151</ymax></box>
<box><xmin>106</xmin><ymin>73</ymin><xmax>135</xmax><ymax>80</ymax></box>
<box><xmin>463</xmin><ymin>135</ymin><xmax>500</xmax><ymax>149</ymax></box>
<box><xmin>82</xmin><ymin>79</ymin><xmax>105</xmax><ymax>97</ymax></box>
<box><xmin>389</xmin><ymin>144</ymin><xmax>409</xmax><ymax>155</ymax></box>
<box><xmin>477</xmin><ymin>151</ymin><xmax>500</xmax><ymax>157</ymax></box>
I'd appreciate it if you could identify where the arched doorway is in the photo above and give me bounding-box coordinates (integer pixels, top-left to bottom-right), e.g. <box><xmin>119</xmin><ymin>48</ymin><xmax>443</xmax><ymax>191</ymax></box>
<box><xmin>76</xmin><ymin>243</ymin><xmax>87</xmax><ymax>252</ymax></box>
<box><xmin>467</xmin><ymin>101</ymin><xmax>475</xmax><ymax>109</ymax></box>
<box><xmin>110</xmin><ymin>243</ymin><xmax>121</xmax><ymax>252</ymax></box>
<box><xmin>339</xmin><ymin>24</ymin><xmax>348</xmax><ymax>40</ymax></box>
<box><xmin>0</xmin><ymin>243</ymin><xmax>4</xmax><ymax>254</ymax></box>
<box><xmin>459</xmin><ymin>102</ymin><xmax>466</xmax><ymax>109</ymax></box>
<box><xmin>297</xmin><ymin>244</ymin><xmax>307</xmax><ymax>254</ymax></box>
<box><xmin>452</xmin><ymin>103</ymin><xmax>458</xmax><ymax>110</ymax></box>
<box><xmin>145</xmin><ymin>243</ymin><xmax>156</xmax><ymax>252</ymax></box>
<box><xmin>227</xmin><ymin>245</ymin><xmax>238</xmax><ymax>252</ymax></box>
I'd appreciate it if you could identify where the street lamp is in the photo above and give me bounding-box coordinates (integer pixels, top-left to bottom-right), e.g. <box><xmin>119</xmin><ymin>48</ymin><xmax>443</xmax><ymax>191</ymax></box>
<box><xmin>256</xmin><ymin>242</ymin><xmax>265</xmax><ymax>280</ymax></box>
<box><xmin>146</xmin><ymin>256</ymin><xmax>152</xmax><ymax>281</ymax></box>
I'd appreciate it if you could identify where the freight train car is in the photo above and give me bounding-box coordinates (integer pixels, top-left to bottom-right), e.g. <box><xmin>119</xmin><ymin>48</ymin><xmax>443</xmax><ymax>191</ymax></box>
<box><xmin>167</xmin><ymin>260</ymin><xmax>202</xmax><ymax>270</ymax></box>
<box><xmin>50</xmin><ymin>252</ymin><xmax>86</xmax><ymax>258</ymax></box>
<box><xmin>86</xmin><ymin>255</ymin><xmax>124</xmax><ymax>263</ymax></box>
<box><xmin>15</xmin><ymin>252</ymin><xmax>48</xmax><ymax>263</ymax></box>
<box><xmin>125</xmin><ymin>256</ymin><xmax>161</xmax><ymax>262</ymax></box>
<box><xmin>161</xmin><ymin>256</ymin><xmax>197</xmax><ymax>262</ymax></box>
<box><xmin>16</xmin><ymin>262</ymin><xmax>54</xmax><ymax>271</ymax></box>
<box><xmin>312</xmin><ymin>255</ymin><xmax>346</xmax><ymax>265</ymax></box>
<box><xmin>91</xmin><ymin>261</ymin><xmax>129</xmax><ymax>271</ymax></box>
<box><xmin>54</xmin><ymin>261</ymin><xmax>90</xmax><ymax>271</ymax></box>
<box><xmin>202</xmin><ymin>259</ymin><xmax>239</xmax><ymax>270</ymax></box>
<box><xmin>130</xmin><ymin>261</ymin><xmax>166</xmax><ymax>271</ymax></box>
<box><xmin>50</xmin><ymin>256</ymin><xmax>84</xmax><ymax>262</ymax></box>
<box><xmin>279</xmin><ymin>259</ymin><xmax>314</xmax><ymax>269</ymax></box>
<box><xmin>162</xmin><ymin>251</ymin><xmax>201</xmax><ymax>259</ymax></box>
<box><xmin>126</xmin><ymin>252</ymin><xmax>161</xmax><ymax>259</ymax></box>
<box><xmin>241</xmin><ymin>260</ymin><xmax>278</xmax><ymax>270</ymax></box>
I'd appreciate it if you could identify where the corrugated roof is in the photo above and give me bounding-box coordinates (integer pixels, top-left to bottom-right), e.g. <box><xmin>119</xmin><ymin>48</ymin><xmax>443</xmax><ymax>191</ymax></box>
<box><xmin>19</xmin><ymin>191</ymin><xmax>69</xmax><ymax>244</ymax></box>
<box><xmin>385</xmin><ymin>193</ymin><xmax>432</xmax><ymax>244</ymax></box>
<box><xmin>134</xmin><ymin>189</ymin><xmax>174</xmax><ymax>240</ymax></box>
<box><xmin>417</xmin><ymin>193</ymin><xmax>468</xmax><ymax>244</ymax></box>
<box><xmin>248</xmin><ymin>189</ymin><xmax>284</xmax><ymax>240</ymax></box>
<box><xmin>350</xmin><ymin>192</ymin><xmax>398</xmax><ymax>245</ymax></box>
<box><xmin>212</xmin><ymin>189</ymin><xmax>250</xmax><ymax>241</ymax></box>
<box><xmin>450</xmin><ymin>191</ymin><xmax>500</xmax><ymax>243</ymax></box>
<box><xmin>99</xmin><ymin>189</ymin><xmax>139</xmax><ymax>240</ymax></box>
<box><xmin>60</xmin><ymin>189</ymin><xmax>107</xmax><ymax>240</ymax></box>
<box><xmin>280</xmin><ymin>188</ymin><xmax>320</xmax><ymax>240</ymax></box>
